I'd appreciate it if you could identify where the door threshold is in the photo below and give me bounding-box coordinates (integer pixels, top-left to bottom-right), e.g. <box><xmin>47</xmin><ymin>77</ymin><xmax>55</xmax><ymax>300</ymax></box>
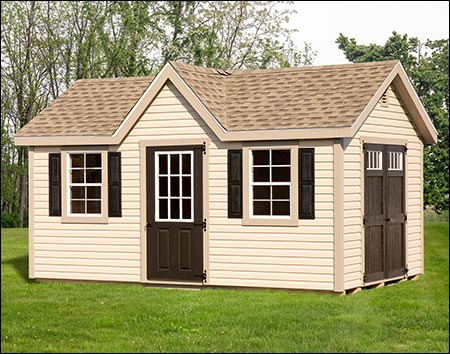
<box><xmin>143</xmin><ymin>280</ymin><xmax>203</xmax><ymax>290</ymax></box>
<box><xmin>144</xmin><ymin>283</ymin><xmax>203</xmax><ymax>291</ymax></box>
<box><xmin>364</xmin><ymin>275</ymin><xmax>406</xmax><ymax>288</ymax></box>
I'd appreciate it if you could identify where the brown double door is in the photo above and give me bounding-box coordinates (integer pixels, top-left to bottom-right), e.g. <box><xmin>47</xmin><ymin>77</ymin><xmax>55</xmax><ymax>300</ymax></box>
<box><xmin>364</xmin><ymin>144</ymin><xmax>406</xmax><ymax>283</ymax></box>
<box><xmin>146</xmin><ymin>146</ymin><xmax>204</xmax><ymax>282</ymax></box>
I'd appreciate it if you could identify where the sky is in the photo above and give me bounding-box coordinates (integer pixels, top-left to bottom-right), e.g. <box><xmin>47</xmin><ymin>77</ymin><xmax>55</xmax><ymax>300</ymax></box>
<box><xmin>286</xmin><ymin>1</ymin><xmax>450</xmax><ymax>65</ymax></box>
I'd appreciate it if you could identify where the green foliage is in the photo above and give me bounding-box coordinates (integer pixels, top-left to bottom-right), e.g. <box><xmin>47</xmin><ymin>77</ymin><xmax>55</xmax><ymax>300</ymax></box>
<box><xmin>1</xmin><ymin>1</ymin><xmax>316</xmax><ymax>223</ymax></box>
<box><xmin>424</xmin><ymin>207</ymin><xmax>449</xmax><ymax>222</ymax></box>
<box><xmin>336</xmin><ymin>32</ymin><xmax>449</xmax><ymax>212</ymax></box>
<box><xmin>336</xmin><ymin>32</ymin><xmax>420</xmax><ymax>69</ymax></box>
<box><xmin>1</xmin><ymin>210</ymin><xmax>28</xmax><ymax>228</ymax></box>
<box><xmin>1</xmin><ymin>212</ymin><xmax>19</xmax><ymax>228</ymax></box>
<box><xmin>158</xmin><ymin>1</ymin><xmax>316</xmax><ymax>70</ymax></box>
<box><xmin>1</xmin><ymin>223</ymin><xmax>448</xmax><ymax>352</ymax></box>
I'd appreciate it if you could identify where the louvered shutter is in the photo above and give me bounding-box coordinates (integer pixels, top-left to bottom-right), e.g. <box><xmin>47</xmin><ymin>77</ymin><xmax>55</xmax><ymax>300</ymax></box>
<box><xmin>228</xmin><ymin>150</ymin><xmax>243</xmax><ymax>218</ymax></box>
<box><xmin>49</xmin><ymin>153</ymin><xmax>62</xmax><ymax>216</ymax></box>
<box><xmin>299</xmin><ymin>148</ymin><xmax>315</xmax><ymax>219</ymax></box>
<box><xmin>108</xmin><ymin>152</ymin><xmax>122</xmax><ymax>217</ymax></box>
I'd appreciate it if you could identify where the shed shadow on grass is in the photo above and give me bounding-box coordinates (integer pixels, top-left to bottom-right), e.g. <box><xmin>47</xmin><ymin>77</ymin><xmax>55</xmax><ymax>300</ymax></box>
<box><xmin>2</xmin><ymin>255</ymin><xmax>35</xmax><ymax>283</ymax></box>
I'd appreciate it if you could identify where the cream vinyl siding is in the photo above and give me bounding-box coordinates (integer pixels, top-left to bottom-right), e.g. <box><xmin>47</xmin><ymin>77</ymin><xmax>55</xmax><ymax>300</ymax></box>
<box><xmin>32</xmin><ymin>148</ymin><xmax>141</xmax><ymax>282</ymax></box>
<box><xmin>32</xmin><ymin>82</ymin><xmax>213</xmax><ymax>282</ymax></box>
<box><xmin>32</xmin><ymin>81</ymin><xmax>335</xmax><ymax>290</ymax></box>
<box><xmin>343</xmin><ymin>86</ymin><xmax>424</xmax><ymax>289</ymax></box>
<box><xmin>130</xmin><ymin>82</ymin><xmax>335</xmax><ymax>290</ymax></box>
<box><xmin>209</xmin><ymin>139</ymin><xmax>335</xmax><ymax>291</ymax></box>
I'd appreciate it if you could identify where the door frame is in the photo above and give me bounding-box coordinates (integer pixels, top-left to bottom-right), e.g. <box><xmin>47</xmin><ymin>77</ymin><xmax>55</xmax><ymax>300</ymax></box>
<box><xmin>139</xmin><ymin>138</ymin><xmax>210</xmax><ymax>285</ymax></box>
<box><xmin>360</xmin><ymin>136</ymin><xmax>409</xmax><ymax>286</ymax></box>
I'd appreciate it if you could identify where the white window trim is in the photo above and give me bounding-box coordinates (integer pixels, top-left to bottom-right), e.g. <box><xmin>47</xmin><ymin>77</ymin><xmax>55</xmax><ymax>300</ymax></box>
<box><xmin>155</xmin><ymin>151</ymin><xmax>194</xmax><ymax>223</ymax></box>
<box><xmin>61</xmin><ymin>147</ymin><xmax>108</xmax><ymax>224</ymax></box>
<box><xmin>242</xmin><ymin>143</ymin><xmax>298</xmax><ymax>227</ymax></box>
<box><xmin>367</xmin><ymin>150</ymin><xmax>383</xmax><ymax>170</ymax></box>
<box><xmin>388</xmin><ymin>151</ymin><xmax>403</xmax><ymax>171</ymax></box>
<box><xmin>249</xmin><ymin>148</ymin><xmax>292</xmax><ymax>219</ymax></box>
<box><xmin>67</xmin><ymin>153</ymin><xmax>103</xmax><ymax>217</ymax></box>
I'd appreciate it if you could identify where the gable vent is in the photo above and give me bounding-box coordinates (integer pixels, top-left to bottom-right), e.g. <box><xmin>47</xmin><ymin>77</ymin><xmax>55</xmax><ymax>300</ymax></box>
<box><xmin>381</xmin><ymin>89</ymin><xmax>389</xmax><ymax>106</ymax></box>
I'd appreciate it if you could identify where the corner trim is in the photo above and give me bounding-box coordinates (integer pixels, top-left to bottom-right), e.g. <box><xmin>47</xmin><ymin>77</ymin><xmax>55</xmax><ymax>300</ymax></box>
<box><xmin>28</xmin><ymin>147</ymin><xmax>35</xmax><ymax>279</ymax></box>
<box><xmin>333</xmin><ymin>139</ymin><xmax>344</xmax><ymax>292</ymax></box>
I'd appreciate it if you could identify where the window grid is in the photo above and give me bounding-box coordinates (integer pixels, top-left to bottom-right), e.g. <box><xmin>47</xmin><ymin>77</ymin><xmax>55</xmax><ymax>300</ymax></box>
<box><xmin>250</xmin><ymin>149</ymin><xmax>291</xmax><ymax>218</ymax></box>
<box><xmin>367</xmin><ymin>150</ymin><xmax>382</xmax><ymax>170</ymax></box>
<box><xmin>388</xmin><ymin>151</ymin><xmax>403</xmax><ymax>171</ymax></box>
<box><xmin>68</xmin><ymin>153</ymin><xmax>102</xmax><ymax>215</ymax></box>
<box><xmin>155</xmin><ymin>151</ymin><xmax>194</xmax><ymax>222</ymax></box>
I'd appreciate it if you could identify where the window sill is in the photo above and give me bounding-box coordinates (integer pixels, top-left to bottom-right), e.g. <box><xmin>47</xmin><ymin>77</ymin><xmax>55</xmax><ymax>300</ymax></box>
<box><xmin>61</xmin><ymin>215</ymin><xmax>108</xmax><ymax>224</ymax></box>
<box><xmin>242</xmin><ymin>217</ymin><xmax>298</xmax><ymax>227</ymax></box>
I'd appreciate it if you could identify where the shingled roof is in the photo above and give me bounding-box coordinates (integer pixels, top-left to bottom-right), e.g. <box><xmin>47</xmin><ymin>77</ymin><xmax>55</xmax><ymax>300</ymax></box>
<box><xmin>16</xmin><ymin>76</ymin><xmax>154</xmax><ymax>137</ymax></box>
<box><xmin>16</xmin><ymin>60</ymin><xmax>399</xmax><ymax>137</ymax></box>
<box><xmin>171</xmin><ymin>60</ymin><xmax>398</xmax><ymax>131</ymax></box>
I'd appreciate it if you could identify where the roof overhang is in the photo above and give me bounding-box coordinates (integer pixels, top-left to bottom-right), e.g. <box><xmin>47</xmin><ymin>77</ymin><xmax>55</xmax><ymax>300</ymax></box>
<box><xmin>15</xmin><ymin>61</ymin><xmax>437</xmax><ymax>146</ymax></box>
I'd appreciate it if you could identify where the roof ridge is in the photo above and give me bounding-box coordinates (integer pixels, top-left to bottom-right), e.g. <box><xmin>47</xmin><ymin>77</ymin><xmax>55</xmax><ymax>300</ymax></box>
<box><xmin>170</xmin><ymin>61</ymin><xmax>239</xmax><ymax>76</ymax></box>
<box><xmin>233</xmin><ymin>60</ymin><xmax>399</xmax><ymax>76</ymax></box>
<box><xmin>76</xmin><ymin>76</ymin><xmax>154</xmax><ymax>83</ymax></box>
<box><xmin>170</xmin><ymin>59</ymin><xmax>399</xmax><ymax>77</ymax></box>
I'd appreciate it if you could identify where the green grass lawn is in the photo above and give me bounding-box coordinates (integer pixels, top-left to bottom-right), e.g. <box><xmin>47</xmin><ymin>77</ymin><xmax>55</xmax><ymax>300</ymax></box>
<box><xmin>1</xmin><ymin>223</ymin><xmax>449</xmax><ymax>353</ymax></box>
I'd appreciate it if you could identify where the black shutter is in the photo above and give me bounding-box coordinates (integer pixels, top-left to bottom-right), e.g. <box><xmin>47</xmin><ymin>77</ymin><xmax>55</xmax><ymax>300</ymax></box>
<box><xmin>108</xmin><ymin>152</ymin><xmax>122</xmax><ymax>217</ymax></box>
<box><xmin>299</xmin><ymin>148</ymin><xmax>315</xmax><ymax>219</ymax></box>
<box><xmin>228</xmin><ymin>150</ymin><xmax>243</xmax><ymax>218</ymax></box>
<box><xmin>49</xmin><ymin>153</ymin><xmax>61</xmax><ymax>216</ymax></box>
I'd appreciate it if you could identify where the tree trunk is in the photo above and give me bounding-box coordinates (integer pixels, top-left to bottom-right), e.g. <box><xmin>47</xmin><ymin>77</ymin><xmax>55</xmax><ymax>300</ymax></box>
<box><xmin>18</xmin><ymin>147</ymin><xmax>28</xmax><ymax>228</ymax></box>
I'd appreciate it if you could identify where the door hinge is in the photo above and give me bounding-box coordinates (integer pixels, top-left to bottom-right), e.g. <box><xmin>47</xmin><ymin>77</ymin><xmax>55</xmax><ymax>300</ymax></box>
<box><xmin>202</xmin><ymin>218</ymin><xmax>207</xmax><ymax>232</ymax></box>
<box><xmin>195</xmin><ymin>270</ymin><xmax>207</xmax><ymax>284</ymax></box>
<box><xmin>363</xmin><ymin>217</ymin><xmax>366</xmax><ymax>226</ymax></box>
<box><xmin>404</xmin><ymin>214</ymin><xmax>407</xmax><ymax>222</ymax></box>
<box><xmin>404</xmin><ymin>265</ymin><xmax>409</xmax><ymax>274</ymax></box>
<box><xmin>202</xmin><ymin>141</ymin><xmax>207</xmax><ymax>154</ymax></box>
<box><xmin>195</xmin><ymin>218</ymin><xmax>207</xmax><ymax>231</ymax></box>
<box><xmin>363</xmin><ymin>143</ymin><xmax>367</xmax><ymax>151</ymax></box>
<box><xmin>363</xmin><ymin>273</ymin><xmax>366</xmax><ymax>283</ymax></box>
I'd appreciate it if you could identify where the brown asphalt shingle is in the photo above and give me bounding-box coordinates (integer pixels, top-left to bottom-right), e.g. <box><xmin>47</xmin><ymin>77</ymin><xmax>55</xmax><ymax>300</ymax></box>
<box><xmin>16</xmin><ymin>76</ymin><xmax>154</xmax><ymax>137</ymax></box>
<box><xmin>172</xmin><ymin>60</ymin><xmax>398</xmax><ymax>131</ymax></box>
<box><xmin>16</xmin><ymin>60</ymin><xmax>398</xmax><ymax>137</ymax></box>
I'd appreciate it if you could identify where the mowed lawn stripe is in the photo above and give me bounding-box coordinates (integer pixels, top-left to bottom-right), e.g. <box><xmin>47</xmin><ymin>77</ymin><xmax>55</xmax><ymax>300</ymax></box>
<box><xmin>1</xmin><ymin>223</ymin><xmax>448</xmax><ymax>353</ymax></box>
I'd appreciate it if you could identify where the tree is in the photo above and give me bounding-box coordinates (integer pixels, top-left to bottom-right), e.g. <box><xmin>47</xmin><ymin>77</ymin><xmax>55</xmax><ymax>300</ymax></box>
<box><xmin>1</xmin><ymin>1</ymin><xmax>51</xmax><ymax>227</ymax></box>
<box><xmin>336</xmin><ymin>32</ymin><xmax>449</xmax><ymax>212</ymax></box>
<box><xmin>155</xmin><ymin>1</ymin><xmax>315</xmax><ymax>70</ymax></box>
<box><xmin>1</xmin><ymin>1</ymin><xmax>316</xmax><ymax>227</ymax></box>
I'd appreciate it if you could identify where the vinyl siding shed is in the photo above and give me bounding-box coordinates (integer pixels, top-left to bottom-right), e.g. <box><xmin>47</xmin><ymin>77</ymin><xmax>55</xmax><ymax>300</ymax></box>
<box><xmin>16</xmin><ymin>60</ymin><xmax>437</xmax><ymax>293</ymax></box>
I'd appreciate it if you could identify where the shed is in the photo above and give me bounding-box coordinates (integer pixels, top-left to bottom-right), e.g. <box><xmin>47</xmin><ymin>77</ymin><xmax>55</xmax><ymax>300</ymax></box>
<box><xmin>15</xmin><ymin>60</ymin><xmax>437</xmax><ymax>293</ymax></box>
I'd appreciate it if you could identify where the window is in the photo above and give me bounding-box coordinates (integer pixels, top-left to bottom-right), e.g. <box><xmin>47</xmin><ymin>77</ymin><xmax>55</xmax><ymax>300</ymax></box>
<box><xmin>388</xmin><ymin>151</ymin><xmax>403</xmax><ymax>171</ymax></box>
<box><xmin>68</xmin><ymin>153</ymin><xmax>102</xmax><ymax>215</ymax></box>
<box><xmin>156</xmin><ymin>151</ymin><xmax>193</xmax><ymax>222</ymax></box>
<box><xmin>367</xmin><ymin>150</ymin><xmax>382</xmax><ymax>170</ymax></box>
<box><xmin>250</xmin><ymin>149</ymin><xmax>291</xmax><ymax>218</ymax></box>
